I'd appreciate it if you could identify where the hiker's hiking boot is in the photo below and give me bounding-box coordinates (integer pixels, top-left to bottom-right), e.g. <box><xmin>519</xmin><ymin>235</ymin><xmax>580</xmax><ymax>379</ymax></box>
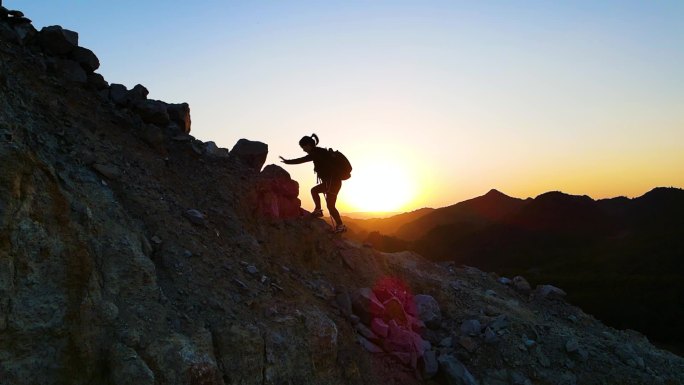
<box><xmin>333</xmin><ymin>224</ymin><xmax>347</xmax><ymax>233</ymax></box>
<box><xmin>310</xmin><ymin>209</ymin><xmax>324</xmax><ymax>218</ymax></box>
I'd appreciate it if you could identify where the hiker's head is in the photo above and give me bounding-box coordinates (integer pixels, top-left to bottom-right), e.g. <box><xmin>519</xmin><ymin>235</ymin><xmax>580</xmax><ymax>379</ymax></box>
<box><xmin>299</xmin><ymin>134</ymin><xmax>319</xmax><ymax>153</ymax></box>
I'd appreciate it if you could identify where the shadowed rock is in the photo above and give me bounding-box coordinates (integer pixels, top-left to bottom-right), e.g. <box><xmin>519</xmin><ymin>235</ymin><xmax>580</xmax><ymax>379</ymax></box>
<box><xmin>38</xmin><ymin>25</ymin><xmax>78</xmax><ymax>55</ymax></box>
<box><xmin>230</xmin><ymin>139</ymin><xmax>268</xmax><ymax>172</ymax></box>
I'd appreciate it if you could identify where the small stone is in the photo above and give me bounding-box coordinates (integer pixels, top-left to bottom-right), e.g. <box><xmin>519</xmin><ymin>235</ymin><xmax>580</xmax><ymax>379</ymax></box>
<box><xmin>498</xmin><ymin>277</ymin><xmax>512</xmax><ymax>285</ymax></box>
<box><xmin>420</xmin><ymin>350</ymin><xmax>439</xmax><ymax>379</ymax></box>
<box><xmin>484</xmin><ymin>289</ymin><xmax>497</xmax><ymax>297</ymax></box>
<box><xmin>438</xmin><ymin>355</ymin><xmax>478</xmax><ymax>385</ymax></box>
<box><xmin>565</xmin><ymin>338</ymin><xmax>579</xmax><ymax>353</ymax></box>
<box><xmin>484</xmin><ymin>327</ymin><xmax>499</xmax><ymax>345</ymax></box>
<box><xmin>512</xmin><ymin>276</ymin><xmax>532</xmax><ymax>294</ymax></box>
<box><xmin>460</xmin><ymin>319</ymin><xmax>481</xmax><ymax>336</ymax></box>
<box><xmin>335</xmin><ymin>291</ymin><xmax>353</xmax><ymax>318</ymax></box>
<box><xmin>370</xmin><ymin>318</ymin><xmax>389</xmax><ymax>338</ymax></box>
<box><xmin>358</xmin><ymin>335</ymin><xmax>383</xmax><ymax>353</ymax></box>
<box><xmin>246</xmin><ymin>265</ymin><xmax>258</xmax><ymax>275</ymax></box>
<box><xmin>150</xmin><ymin>235</ymin><xmax>162</xmax><ymax>245</ymax></box>
<box><xmin>521</xmin><ymin>334</ymin><xmax>536</xmax><ymax>349</ymax></box>
<box><xmin>534</xmin><ymin>346</ymin><xmax>551</xmax><ymax>367</ymax></box>
<box><xmin>510</xmin><ymin>371</ymin><xmax>532</xmax><ymax>385</ymax></box>
<box><xmin>439</xmin><ymin>336</ymin><xmax>453</xmax><ymax>348</ymax></box>
<box><xmin>355</xmin><ymin>323</ymin><xmax>379</xmax><ymax>342</ymax></box>
<box><xmin>458</xmin><ymin>336</ymin><xmax>479</xmax><ymax>353</ymax></box>
<box><xmin>488</xmin><ymin>315</ymin><xmax>509</xmax><ymax>332</ymax></box>
<box><xmin>535</xmin><ymin>284</ymin><xmax>567</xmax><ymax>300</ymax></box>
<box><xmin>183</xmin><ymin>209</ymin><xmax>206</xmax><ymax>226</ymax></box>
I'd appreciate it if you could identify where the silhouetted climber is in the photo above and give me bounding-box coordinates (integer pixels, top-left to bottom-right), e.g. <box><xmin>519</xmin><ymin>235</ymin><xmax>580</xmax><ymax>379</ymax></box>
<box><xmin>280</xmin><ymin>134</ymin><xmax>347</xmax><ymax>233</ymax></box>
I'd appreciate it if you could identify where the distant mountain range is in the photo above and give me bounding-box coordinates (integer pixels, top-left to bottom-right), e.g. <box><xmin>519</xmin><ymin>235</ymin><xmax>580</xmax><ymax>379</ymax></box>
<box><xmin>345</xmin><ymin>187</ymin><xmax>684</xmax><ymax>352</ymax></box>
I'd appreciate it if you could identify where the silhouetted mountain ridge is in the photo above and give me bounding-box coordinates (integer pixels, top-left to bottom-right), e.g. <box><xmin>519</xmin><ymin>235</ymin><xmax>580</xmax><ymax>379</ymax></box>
<box><xmin>348</xmin><ymin>187</ymin><xmax>684</xmax><ymax>353</ymax></box>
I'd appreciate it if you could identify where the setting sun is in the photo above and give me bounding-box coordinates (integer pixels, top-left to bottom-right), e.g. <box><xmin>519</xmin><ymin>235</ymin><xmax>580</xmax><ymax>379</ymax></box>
<box><xmin>340</xmin><ymin>156</ymin><xmax>417</xmax><ymax>213</ymax></box>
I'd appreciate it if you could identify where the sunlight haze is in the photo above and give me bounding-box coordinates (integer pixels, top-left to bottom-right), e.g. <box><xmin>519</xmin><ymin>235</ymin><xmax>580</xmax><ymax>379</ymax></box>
<box><xmin>10</xmin><ymin>0</ymin><xmax>683</xmax><ymax>213</ymax></box>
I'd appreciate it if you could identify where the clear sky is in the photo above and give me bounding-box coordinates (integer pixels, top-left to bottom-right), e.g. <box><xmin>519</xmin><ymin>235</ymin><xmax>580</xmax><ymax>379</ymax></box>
<box><xmin>8</xmin><ymin>1</ymin><xmax>684</xmax><ymax>213</ymax></box>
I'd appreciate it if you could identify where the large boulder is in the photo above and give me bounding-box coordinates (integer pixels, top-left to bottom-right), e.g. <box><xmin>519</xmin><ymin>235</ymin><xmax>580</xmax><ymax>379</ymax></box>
<box><xmin>167</xmin><ymin>103</ymin><xmax>191</xmax><ymax>134</ymax></box>
<box><xmin>68</xmin><ymin>46</ymin><xmax>99</xmax><ymax>72</ymax></box>
<box><xmin>38</xmin><ymin>25</ymin><xmax>78</xmax><ymax>55</ymax></box>
<box><xmin>132</xmin><ymin>100</ymin><xmax>170</xmax><ymax>126</ymax></box>
<box><xmin>351</xmin><ymin>288</ymin><xmax>385</xmax><ymax>325</ymax></box>
<box><xmin>414</xmin><ymin>294</ymin><xmax>442</xmax><ymax>329</ymax></box>
<box><xmin>254</xmin><ymin>165</ymin><xmax>300</xmax><ymax>219</ymax></box>
<box><xmin>230</xmin><ymin>139</ymin><xmax>268</xmax><ymax>172</ymax></box>
<box><xmin>126</xmin><ymin>84</ymin><xmax>149</xmax><ymax>105</ymax></box>
<box><xmin>109</xmin><ymin>83</ymin><xmax>128</xmax><ymax>106</ymax></box>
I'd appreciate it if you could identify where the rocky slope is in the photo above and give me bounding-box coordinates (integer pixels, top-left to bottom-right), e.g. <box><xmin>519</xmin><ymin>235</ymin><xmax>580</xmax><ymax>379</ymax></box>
<box><xmin>1</xmin><ymin>8</ymin><xmax>684</xmax><ymax>385</ymax></box>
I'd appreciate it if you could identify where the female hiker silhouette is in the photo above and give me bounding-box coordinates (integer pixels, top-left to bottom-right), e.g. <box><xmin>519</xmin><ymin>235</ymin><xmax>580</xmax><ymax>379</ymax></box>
<box><xmin>280</xmin><ymin>134</ymin><xmax>347</xmax><ymax>233</ymax></box>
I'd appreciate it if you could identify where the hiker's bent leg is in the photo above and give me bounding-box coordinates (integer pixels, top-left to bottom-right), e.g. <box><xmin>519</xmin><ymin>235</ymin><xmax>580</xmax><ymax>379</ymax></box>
<box><xmin>311</xmin><ymin>184</ymin><xmax>326</xmax><ymax>210</ymax></box>
<box><xmin>326</xmin><ymin>193</ymin><xmax>343</xmax><ymax>225</ymax></box>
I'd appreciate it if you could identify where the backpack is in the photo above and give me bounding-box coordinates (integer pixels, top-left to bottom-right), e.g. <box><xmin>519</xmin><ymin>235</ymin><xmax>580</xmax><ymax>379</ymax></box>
<box><xmin>327</xmin><ymin>148</ymin><xmax>352</xmax><ymax>180</ymax></box>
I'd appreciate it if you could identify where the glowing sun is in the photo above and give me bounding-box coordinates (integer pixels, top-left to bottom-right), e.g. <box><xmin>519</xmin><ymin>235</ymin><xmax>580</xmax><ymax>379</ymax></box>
<box><xmin>341</xmin><ymin>158</ymin><xmax>416</xmax><ymax>213</ymax></box>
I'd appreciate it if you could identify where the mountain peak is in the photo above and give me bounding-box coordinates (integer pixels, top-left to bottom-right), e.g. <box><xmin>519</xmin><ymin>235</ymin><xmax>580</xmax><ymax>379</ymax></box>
<box><xmin>484</xmin><ymin>188</ymin><xmax>509</xmax><ymax>198</ymax></box>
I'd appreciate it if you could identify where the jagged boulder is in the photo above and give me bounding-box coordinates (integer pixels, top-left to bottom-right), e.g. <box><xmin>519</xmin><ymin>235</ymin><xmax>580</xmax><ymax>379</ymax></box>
<box><xmin>230</xmin><ymin>139</ymin><xmax>268</xmax><ymax>172</ymax></box>
<box><xmin>126</xmin><ymin>84</ymin><xmax>149</xmax><ymax>105</ymax></box>
<box><xmin>167</xmin><ymin>103</ymin><xmax>191</xmax><ymax>134</ymax></box>
<box><xmin>351</xmin><ymin>288</ymin><xmax>385</xmax><ymax>325</ymax></box>
<box><xmin>254</xmin><ymin>165</ymin><xmax>300</xmax><ymax>219</ymax></box>
<box><xmin>37</xmin><ymin>25</ymin><xmax>78</xmax><ymax>55</ymax></box>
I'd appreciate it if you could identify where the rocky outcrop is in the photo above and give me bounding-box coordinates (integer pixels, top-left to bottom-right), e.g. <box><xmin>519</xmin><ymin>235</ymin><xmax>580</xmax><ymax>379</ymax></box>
<box><xmin>253</xmin><ymin>164</ymin><xmax>301</xmax><ymax>219</ymax></box>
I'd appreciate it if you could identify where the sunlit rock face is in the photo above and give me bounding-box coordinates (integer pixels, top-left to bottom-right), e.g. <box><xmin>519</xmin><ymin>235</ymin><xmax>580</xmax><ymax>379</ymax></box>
<box><xmin>254</xmin><ymin>165</ymin><xmax>302</xmax><ymax>219</ymax></box>
<box><xmin>1</xmin><ymin>6</ymin><xmax>684</xmax><ymax>385</ymax></box>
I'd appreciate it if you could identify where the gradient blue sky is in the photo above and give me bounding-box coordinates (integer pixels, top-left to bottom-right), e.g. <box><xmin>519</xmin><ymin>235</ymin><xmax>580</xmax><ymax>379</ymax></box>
<box><xmin>8</xmin><ymin>1</ymin><xmax>684</xmax><ymax>212</ymax></box>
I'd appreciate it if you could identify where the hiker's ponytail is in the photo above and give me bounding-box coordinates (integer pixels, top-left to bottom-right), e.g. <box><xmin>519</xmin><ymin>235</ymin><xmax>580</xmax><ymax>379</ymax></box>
<box><xmin>299</xmin><ymin>133</ymin><xmax>319</xmax><ymax>147</ymax></box>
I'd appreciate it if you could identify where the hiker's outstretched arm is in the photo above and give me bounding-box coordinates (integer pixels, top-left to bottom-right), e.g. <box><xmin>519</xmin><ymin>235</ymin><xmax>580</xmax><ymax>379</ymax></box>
<box><xmin>281</xmin><ymin>155</ymin><xmax>312</xmax><ymax>164</ymax></box>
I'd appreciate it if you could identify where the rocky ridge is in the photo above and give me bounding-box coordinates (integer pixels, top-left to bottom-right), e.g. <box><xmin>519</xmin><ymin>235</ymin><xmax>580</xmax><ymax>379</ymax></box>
<box><xmin>1</xmin><ymin>7</ymin><xmax>684</xmax><ymax>385</ymax></box>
